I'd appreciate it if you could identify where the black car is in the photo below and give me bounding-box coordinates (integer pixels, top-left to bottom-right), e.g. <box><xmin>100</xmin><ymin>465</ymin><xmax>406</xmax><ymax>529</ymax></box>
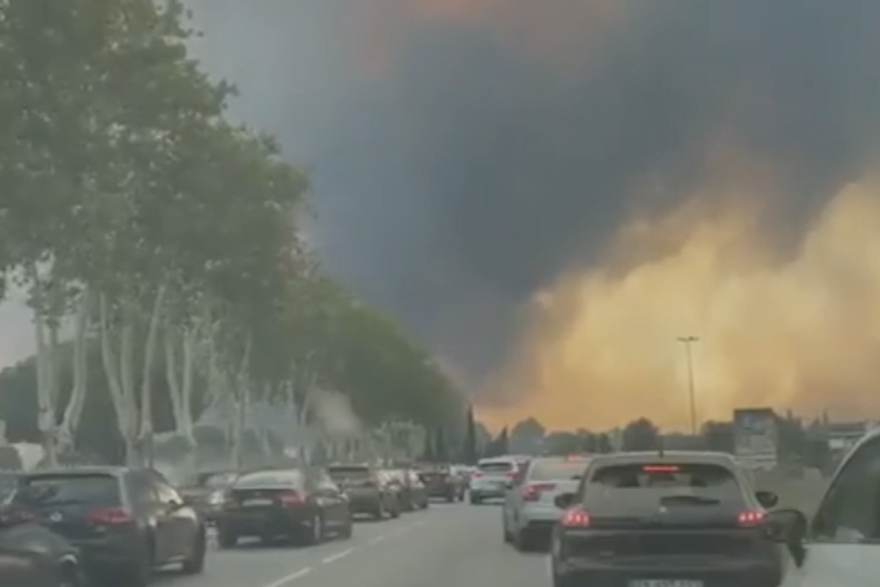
<box><xmin>215</xmin><ymin>467</ymin><xmax>352</xmax><ymax>548</ymax></box>
<box><xmin>550</xmin><ymin>451</ymin><xmax>786</xmax><ymax>587</ymax></box>
<box><xmin>327</xmin><ymin>464</ymin><xmax>401</xmax><ymax>519</ymax></box>
<box><xmin>418</xmin><ymin>465</ymin><xmax>464</xmax><ymax>502</ymax></box>
<box><xmin>11</xmin><ymin>467</ymin><xmax>206</xmax><ymax>587</ymax></box>
<box><xmin>0</xmin><ymin>506</ymin><xmax>82</xmax><ymax>587</ymax></box>
<box><xmin>178</xmin><ymin>471</ymin><xmax>238</xmax><ymax>524</ymax></box>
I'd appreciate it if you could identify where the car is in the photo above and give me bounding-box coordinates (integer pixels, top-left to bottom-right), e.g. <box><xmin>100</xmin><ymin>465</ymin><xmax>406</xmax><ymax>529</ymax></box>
<box><xmin>417</xmin><ymin>464</ymin><xmax>464</xmax><ymax>502</ymax></box>
<box><xmin>178</xmin><ymin>470</ymin><xmax>238</xmax><ymax>525</ymax></box>
<box><xmin>550</xmin><ymin>451</ymin><xmax>787</xmax><ymax>587</ymax></box>
<box><xmin>768</xmin><ymin>426</ymin><xmax>880</xmax><ymax>586</ymax></box>
<box><xmin>10</xmin><ymin>467</ymin><xmax>205</xmax><ymax>587</ymax></box>
<box><xmin>214</xmin><ymin>467</ymin><xmax>352</xmax><ymax>548</ymax></box>
<box><xmin>384</xmin><ymin>469</ymin><xmax>428</xmax><ymax>511</ymax></box>
<box><xmin>0</xmin><ymin>504</ymin><xmax>83</xmax><ymax>587</ymax></box>
<box><xmin>502</xmin><ymin>455</ymin><xmax>591</xmax><ymax>550</ymax></box>
<box><xmin>327</xmin><ymin>464</ymin><xmax>400</xmax><ymax>519</ymax></box>
<box><xmin>470</xmin><ymin>457</ymin><xmax>523</xmax><ymax>504</ymax></box>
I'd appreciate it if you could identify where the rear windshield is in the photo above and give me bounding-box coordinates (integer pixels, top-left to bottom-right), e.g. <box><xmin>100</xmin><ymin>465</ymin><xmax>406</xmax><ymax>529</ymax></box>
<box><xmin>529</xmin><ymin>460</ymin><xmax>589</xmax><ymax>481</ymax></box>
<box><xmin>234</xmin><ymin>470</ymin><xmax>302</xmax><ymax>489</ymax></box>
<box><xmin>586</xmin><ymin>462</ymin><xmax>744</xmax><ymax>504</ymax></box>
<box><xmin>478</xmin><ymin>461</ymin><xmax>514</xmax><ymax>473</ymax></box>
<box><xmin>200</xmin><ymin>472</ymin><xmax>237</xmax><ymax>489</ymax></box>
<box><xmin>15</xmin><ymin>474</ymin><xmax>120</xmax><ymax>506</ymax></box>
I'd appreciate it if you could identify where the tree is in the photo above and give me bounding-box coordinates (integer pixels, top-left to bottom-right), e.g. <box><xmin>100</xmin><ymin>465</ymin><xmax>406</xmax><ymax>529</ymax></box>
<box><xmin>622</xmin><ymin>418</ymin><xmax>660</xmax><ymax>451</ymax></box>
<box><xmin>462</xmin><ymin>404</ymin><xmax>478</xmax><ymax>465</ymax></box>
<box><xmin>510</xmin><ymin>417</ymin><xmax>545</xmax><ymax>454</ymax></box>
<box><xmin>595</xmin><ymin>433</ymin><xmax>613</xmax><ymax>453</ymax></box>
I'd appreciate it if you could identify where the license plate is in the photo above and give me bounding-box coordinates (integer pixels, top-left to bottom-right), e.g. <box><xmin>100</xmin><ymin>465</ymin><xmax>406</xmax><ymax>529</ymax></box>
<box><xmin>243</xmin><ymin>498</ymin><xmax>273</xmax><ymax>507</ymax></box>
<box><xmin>628</xmin><ymin>581</ymin><xmax>703</xmax><ymax>587</ymax></box>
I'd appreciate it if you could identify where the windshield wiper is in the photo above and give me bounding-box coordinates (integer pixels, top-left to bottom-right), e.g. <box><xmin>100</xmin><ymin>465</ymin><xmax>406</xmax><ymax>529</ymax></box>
<box><xmin>658</xmin><ymin>494</ymin><xmax>721</xmax><ymax>506</ymax></box>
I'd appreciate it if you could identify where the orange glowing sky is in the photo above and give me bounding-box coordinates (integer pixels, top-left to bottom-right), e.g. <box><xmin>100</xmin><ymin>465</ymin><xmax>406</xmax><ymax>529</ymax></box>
<box><xmin>480</xmin><ymin>173</ymin><xmax>880</xmax><ymax>430</ymax></box>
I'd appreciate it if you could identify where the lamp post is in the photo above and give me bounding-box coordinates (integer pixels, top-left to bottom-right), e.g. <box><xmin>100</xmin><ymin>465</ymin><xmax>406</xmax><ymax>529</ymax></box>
<box><xmin>677</xmin><ymin>336</ymin><xmax>699</xmax><ymax>435</ymax></box>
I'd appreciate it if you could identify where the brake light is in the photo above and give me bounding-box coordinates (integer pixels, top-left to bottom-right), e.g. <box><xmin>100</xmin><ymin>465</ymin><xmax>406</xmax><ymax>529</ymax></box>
<box><xmin>642</xmin><ymin>465</ymin><xmax>680</xmax><ymax>473</ymax></box>
<box><xmin>472</xmin><ymin>472</ymin><xmax>484</xmax><ymax>478</ymax></box>
<box><xmin>521</xmin><ymin>483</ymin><xmax>556</xmax><ymax>502</ymax></box>
<box><xmin>561</xmin><ymin>508</ymin><xmax>590</xmax><ymax>527</ymax></box>
<box><xmin>279</xmin><ymin>490</ymin><xmax>302</xmax><ymax>506</ymax></box>
<box><xmin>86</xmin><ymin>507</ymin><xmax>133</xmax><ymax>524</ymax></box>
<box><xmin>737</xmin><ymin>510</ymin><xmax>765</xmax><ymax>526</ymax></box>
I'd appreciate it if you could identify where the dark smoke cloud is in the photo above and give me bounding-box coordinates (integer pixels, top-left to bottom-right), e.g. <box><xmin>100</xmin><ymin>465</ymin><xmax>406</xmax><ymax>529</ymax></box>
<box><xmin>185</xmin><ymin>0</ymin><xmax>880</xmax><ymax>393</ymax></box>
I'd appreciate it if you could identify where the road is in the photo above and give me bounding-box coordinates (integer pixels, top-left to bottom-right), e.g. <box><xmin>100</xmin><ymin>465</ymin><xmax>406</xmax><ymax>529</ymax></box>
<box><xmin>150</xmin><ymin>501</ymin><xmax>547</xmax><ymax>587</ymax></box>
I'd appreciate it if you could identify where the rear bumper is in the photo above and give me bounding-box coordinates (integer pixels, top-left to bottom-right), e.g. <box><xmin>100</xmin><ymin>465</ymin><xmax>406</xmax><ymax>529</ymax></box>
<box><xmin>553</xmin><ymin>556</ymin><xmax>782</xmax><ymax>587</ymax></box>
<box><xmin>217</xmin><ymin>508</ymin><xmax>311</xmax><ymax>536</ymax></box>
<box><xmin>347</xmin><ymin>494</ymin><xmax>383</xmax><ymax>513</ymax></box>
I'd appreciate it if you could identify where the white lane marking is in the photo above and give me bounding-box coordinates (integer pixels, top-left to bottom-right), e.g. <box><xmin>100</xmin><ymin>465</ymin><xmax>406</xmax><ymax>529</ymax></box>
<box><xmin>259</xmin><ymin>567</ymin><xmax>312</xmax><ymax>587</ymax></box>
<box><xmin>369</xmin><ymin>535</ymin><xmax>386</xmax><ymax>545</ymax></box>
<box><xmin>413</xmin><ymin>520</ymin><xmax>425</xmax><ymax>527</ymax></box>
<box><xmin>322</xmin><ymin>548</ymin><xmax>355</xmax><ymax>564</ymax></box>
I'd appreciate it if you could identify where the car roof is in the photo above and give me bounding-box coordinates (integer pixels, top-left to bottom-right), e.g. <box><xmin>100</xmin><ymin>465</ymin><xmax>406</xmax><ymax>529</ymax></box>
<box><xmin>20</xmin><ymin>466</ymin><xmax>130</xmax><ymax>478</ymax></box>
<box><xmin>586</xmin><ymin>451</ymin><xmax>738</xmax><ymax>467</ymax></box>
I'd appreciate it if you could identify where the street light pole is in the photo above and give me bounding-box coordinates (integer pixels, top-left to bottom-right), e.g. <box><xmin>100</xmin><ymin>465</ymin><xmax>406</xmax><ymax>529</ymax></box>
<box><xmin>677</xmin><ymin>336</ymin><xmax>699</xmax><ymax>435</ymax></box>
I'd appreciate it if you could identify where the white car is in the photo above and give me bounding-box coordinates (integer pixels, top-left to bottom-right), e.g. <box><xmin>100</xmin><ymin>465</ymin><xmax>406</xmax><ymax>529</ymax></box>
<box><xmin>771</xmin><ymin>425</ymin><xmax>880</xmax><ymax>586</ymax></box>
<box><xmin>470</xmin><ymin>457</ymin><xmax>521</xmax><ymax>504</ymax></box>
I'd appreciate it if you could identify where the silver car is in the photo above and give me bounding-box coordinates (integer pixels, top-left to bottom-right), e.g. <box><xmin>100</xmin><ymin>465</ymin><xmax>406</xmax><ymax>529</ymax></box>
<box><xmin>470</xmin><ymin>457</ymin><xmax>521</xmax><ymax>504</ymax></box>
<box><xmin>502</xmin><ymin>456</ymin><xmax>590</xmax><ymax>551</ymax></box>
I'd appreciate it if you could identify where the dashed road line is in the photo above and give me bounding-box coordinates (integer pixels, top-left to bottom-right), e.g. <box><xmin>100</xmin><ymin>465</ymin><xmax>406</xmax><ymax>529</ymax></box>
<box><xmin>260</xmin><ymin>567</ymin><xmax>312</xmax><ymax>587</ymax></box>
<box><xmin>322</xmin><ymin>547</ymin><xmax>355</xmax><ymax>564</ymax></box>
<box><xmin>369</xmin><ymin>535</ymin><xmax>386</xmax><ymax>545</ymax></box>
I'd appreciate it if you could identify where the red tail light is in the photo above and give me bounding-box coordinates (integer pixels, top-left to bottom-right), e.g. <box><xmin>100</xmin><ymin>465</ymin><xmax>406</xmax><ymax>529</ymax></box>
<box><xmin>86</xmin><ymin>507</ymin><xmax>133</xmax><ymax>524</ymax></box>
<box><xmin>279</xmin><ymin>490</ymin><xmax>302</xmax><ymax>506</ymax></box>
<box><xmin>737</xmin><ymin>510</ymin><xmax>765</xmax><ymax>526</ymax></box>
<box><xmin>561</xmin><ymin>508</ymin><xmax>590</xmax><ymax>527</ymax></box>
<box><xmin>642</xmin><ymin>465</ymin><xmax>680</xmax><ymax>473</ymax></box>
<box><xmin>521</xmin><ymin>483</ymin><xmax>556</xmax><ymax>502</ymax></box>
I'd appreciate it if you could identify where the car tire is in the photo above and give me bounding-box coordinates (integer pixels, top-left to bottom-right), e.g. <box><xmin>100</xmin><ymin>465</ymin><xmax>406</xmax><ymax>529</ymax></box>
<box><xmin>181</xmin><ymin>529</ymin><xmax>206</xmax><ymax>574</ymax></box>
<box><xmin>373</xmin><ymin>502</ymin><xmax>386</xmax><ymax>520</ymax></box>
<box><xmin>390</xmin><ymin>502</ymin><xmax>401</xmax><ymax>518</ymax></box>
<box><xmin>502</xmin><ymin>519</ymin><xmax>513</xmax><ymax>543</ymax></box>
<box><xmin>470</xmin><ymin>495</ymin><xmax>482</xmax><ymax>505</ymax></box>
<box><xmin>217</xmin><ymin>527</ymin><xmax>238</xmax><ymax>549</ymax></box>
<box><xmin>58</xmin><ymin>560</ymin><xmax>83</xmax><ymax>587</ymax></box>
<box><xmin>301</xmin><ymin>513</ymin><xmax>324</xmax><ymax>546</ymax></box>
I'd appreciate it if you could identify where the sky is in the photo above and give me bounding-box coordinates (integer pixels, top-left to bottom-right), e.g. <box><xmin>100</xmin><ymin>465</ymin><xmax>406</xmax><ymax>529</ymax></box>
<box><xmin>4</xmin><ymin>1</ymin><xmax>880</xmax><ymax>430</ymax></box>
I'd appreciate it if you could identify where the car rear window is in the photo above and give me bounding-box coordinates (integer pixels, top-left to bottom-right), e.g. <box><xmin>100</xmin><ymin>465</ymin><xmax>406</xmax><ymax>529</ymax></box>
<box><xmin>201</xmin><ymin>472</ymin><xmax>237</xmax><ymax>489</ymax></box>
<box><xmin>235</xmin><ymin>470</ymin><xmax>302</xmax><ymax>488</ymax></box>
<box><xmin>478</xmin><ymin>461</ymin><xmax>514</xmax><ymax>473</ymax></box>
<box><xmin>586</xmin><ymin>462</ymin><xmax>745</xmax><ymax>505</ymax></box>
<box><xmin>529</xmin><ymin>460</ymin><xmax>589</xmax><ymax>481</ymax></box>
<box><xmin>16</xmin><ymin>474</ymin><xmax>120</xmax><ymax>506</ymax></box>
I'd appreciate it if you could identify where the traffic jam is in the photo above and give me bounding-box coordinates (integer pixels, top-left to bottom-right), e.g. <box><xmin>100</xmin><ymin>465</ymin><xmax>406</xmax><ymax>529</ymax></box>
<box><xmin>1</xmin><ymin>438</ymin><xmax>877</xmax><ymax>587</ymax></box>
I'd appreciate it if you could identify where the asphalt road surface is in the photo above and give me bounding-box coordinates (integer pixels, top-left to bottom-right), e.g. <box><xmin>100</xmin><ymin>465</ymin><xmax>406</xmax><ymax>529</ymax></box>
<box><xmin>149</xmin><ymin>501</ymin><xmax>546</xmax><ymax>587</ymax></box>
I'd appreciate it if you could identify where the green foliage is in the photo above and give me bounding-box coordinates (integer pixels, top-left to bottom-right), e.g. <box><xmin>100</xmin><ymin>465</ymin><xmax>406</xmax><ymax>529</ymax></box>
<box><xmin>0</xmin><ymin>0</ymin><xmax>463</xmax><ymax>458</ymax></box>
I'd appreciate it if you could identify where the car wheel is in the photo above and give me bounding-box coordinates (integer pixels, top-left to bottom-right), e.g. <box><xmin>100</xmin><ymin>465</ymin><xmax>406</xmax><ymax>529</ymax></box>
<box><xmin>217</xmin><ymin>527</ymin><xmax>238</xmax><ymax>549</ymax></box>
<box><xmin>470</xmin><ymin>495</ymin><xmax>481</xmax><ymax>505</ymax></box>
<box><xmin>122</xmin><ymin>540</ymin><xmax>154</xmax><ymax>587</ymax></box>
<box><xmin>302</xmin><ymin>513</ymin><xmax>324</xmax><ymax>546</ymax></box>
<box><xmin>181</xmin><ymin>529</ymin><xmax>206</xmax><ymax>574</ymax></box>
<box><xmin>503</xmin><ymin>518</ymin><xmax>513</xmax><ymax>543</ymax></box>
<box><xmin>373</xmin><ymin>501</ymin><xmax>386</xmax><ymax>520</ymax></box>
<box><xmin>390</xmin><ymin>501</ymin><xmax>401</xmax><ymax>518</ymax></box>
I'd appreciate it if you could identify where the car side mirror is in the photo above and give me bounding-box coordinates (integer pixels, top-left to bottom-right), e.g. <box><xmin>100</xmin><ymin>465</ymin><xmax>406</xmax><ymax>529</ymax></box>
<box><xmin>554</xmin><ymin>492</ymin><xmax>575</xmax><ymax>509</ymax></box>
<box><xmin>755</xmin><ymin>490</ymin><xmax>779</xmax><ymax>509</ymax></box>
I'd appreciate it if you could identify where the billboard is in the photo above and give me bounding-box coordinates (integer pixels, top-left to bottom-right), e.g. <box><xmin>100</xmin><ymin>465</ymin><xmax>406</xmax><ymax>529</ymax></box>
<box><xmin>733</xmin><ymin>408</ymin><xmax>779</xmax><ymax>468</ymax></box>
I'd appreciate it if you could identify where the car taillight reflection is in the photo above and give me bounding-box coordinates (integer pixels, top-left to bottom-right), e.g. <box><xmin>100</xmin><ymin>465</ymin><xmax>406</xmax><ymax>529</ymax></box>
<box><xmin>521</xmin><ymin>483</ymin><xmax>556</xmax><ymax>502</ymax></box>
<box><xmin>279</xmin><ymin>490</ymin><xmax>302</xmax><ymax>506</ymax></box>
<box><xmin>86</xmin><ymin>507</ymin><xmax>133</xmax><ymax>524</ymax></box>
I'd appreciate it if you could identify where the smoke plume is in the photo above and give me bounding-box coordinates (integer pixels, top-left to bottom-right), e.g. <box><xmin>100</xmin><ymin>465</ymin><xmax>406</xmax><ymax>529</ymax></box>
<box><xmin>185</xmin><ymin>1</ymin><xmax>880</xmax><ymax>427</ymax></box>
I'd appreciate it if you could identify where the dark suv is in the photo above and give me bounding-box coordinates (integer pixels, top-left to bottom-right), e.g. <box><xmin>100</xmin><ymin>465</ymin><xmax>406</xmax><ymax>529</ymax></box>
<box><xmin>11</xmin><ymin>467</ymin><xmax>206</xmax><ymax>587</ymax></box>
